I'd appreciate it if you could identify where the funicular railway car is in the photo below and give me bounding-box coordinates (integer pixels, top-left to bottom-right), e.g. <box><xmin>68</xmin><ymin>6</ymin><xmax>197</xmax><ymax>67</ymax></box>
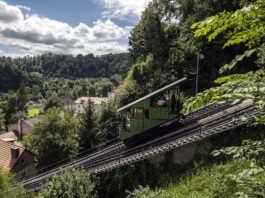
<box><xmin>118</xmin><ymin>78</ymin><xmax>187</xmax><ymax>146</ymax></box>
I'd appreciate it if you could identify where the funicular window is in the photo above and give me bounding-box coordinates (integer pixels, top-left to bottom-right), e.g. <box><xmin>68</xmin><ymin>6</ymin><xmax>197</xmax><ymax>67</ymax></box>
<box><xmin>150</xmin><ymin>94</ymin><xmax>168</xmax><ymax>107</ymax></box>
<box><xmin>122</xmin><ymin>111</ymin><xmax>130</xmax><ymax>131</ymax></box>
<box><xmin>131</xmin><ymin>108</ymin><xmax>143</xmax><ymax>118</ymax></box>
<box><xmin>144</xmin><ymin>110</ymin><xmax>149</xmax><ymax>119</ymax></box>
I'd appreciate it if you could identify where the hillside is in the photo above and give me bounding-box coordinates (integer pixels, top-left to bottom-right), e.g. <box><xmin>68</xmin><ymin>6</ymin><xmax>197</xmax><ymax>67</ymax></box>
<box><xmin>0</xmin><ymin>0</ymin><xmax>264</xmax><ymax>197</ymax></box>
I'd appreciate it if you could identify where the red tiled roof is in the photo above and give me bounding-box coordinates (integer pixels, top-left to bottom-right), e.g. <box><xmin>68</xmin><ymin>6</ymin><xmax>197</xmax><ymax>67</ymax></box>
<box><xmin>0</xmin><ymin>140</ymin><xmax>25</xmax><ymax>171</ymax></box>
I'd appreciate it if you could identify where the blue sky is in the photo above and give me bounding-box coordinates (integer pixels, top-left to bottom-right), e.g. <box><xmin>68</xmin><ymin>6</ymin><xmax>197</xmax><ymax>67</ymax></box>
<box><xmin>0</xmin><ymin>0</ymin><xmax>151</xmax><ymax>56</ymax></box>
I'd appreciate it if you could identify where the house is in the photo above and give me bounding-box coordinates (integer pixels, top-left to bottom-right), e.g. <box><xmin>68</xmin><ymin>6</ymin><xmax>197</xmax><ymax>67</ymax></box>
<box><xmin>59</xmin><ymin>95</ymin><xmax>74</xmax><ymax>110</ymax></box>
<box><xmin>0</xmin><ymin>131</ymin><xmax>19</xmax><ymax>144</ymax></box>
<box><xmin>73</xmin><ymin>97</ymin><xmax>109</xmax><ymax>116</ymax></box>
<box><xmin>0</xmin><ymin>140</ymin><xmax>36</xmax><ymax>181</ymax></box>
<box><xmin>7</xmin><ymin>117</ymin><xmax>40</xmax><ymax>139</ymax></box>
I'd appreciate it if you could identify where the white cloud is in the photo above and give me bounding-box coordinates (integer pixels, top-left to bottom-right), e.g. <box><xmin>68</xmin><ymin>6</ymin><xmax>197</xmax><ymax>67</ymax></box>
<box><xmin>16</xmin><ymin>5</ymin><xmax>31</xmax><ymax>12</ymax></box>
<box><xmin>0</xmin><ymin>2</ymin><xmax>131</xmax><ymax>56</ymax></box>
<box><xmin>91</xmin><ymin>19</ymin><xmax>131</xmax><ymax>40</ymax></box>
<box><xmin>0</xmin><ymin>1</ymin><xmax>24</xmax><ymax>23</ymax></box>
<box><xmin>97</xmin><ymin>0</ymin><xmax>152</xmax><ymax>23</ymax></box>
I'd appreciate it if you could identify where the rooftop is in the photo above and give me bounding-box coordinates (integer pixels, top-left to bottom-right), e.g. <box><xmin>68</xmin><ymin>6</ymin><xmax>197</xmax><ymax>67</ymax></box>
<box><xmin>0</xmin><ymin>140</ymin><xmax>25</xmax><ymax>171</ymax></box>
<box><xmin>0</xmin><ymin>131</ymin><xmax>19</xmax><ymax>142</ymax></box>
<box><xmin>74</xmin><ymin>97</ymin><xmax>109</xmax><ymax>105</ymax></box>
<box><xmin>117</xmin><ymin>77</ymin><xmax>187</xmax><ymax>112</ymax></box>
<box><xmin>24</xmin><ymin>117</ymin><xmax>41</xmax><ymax>128</ymax></box>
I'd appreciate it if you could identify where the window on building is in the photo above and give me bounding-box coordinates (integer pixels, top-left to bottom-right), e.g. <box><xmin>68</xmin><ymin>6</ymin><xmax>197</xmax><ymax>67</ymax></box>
<box><xmin>21</xmin><ymin>157</ymin><xmax>25</xmax><ymax>164</ymax></box>
<box><xmin>130</xmin><ymin>108</ymin><xmax>143</xmax><ymax>118</ymax></box>
<box><xmin>144</xmin><ymin>110</ymin><xmax>149</xmax><ymax>119</ymax></box>
<box><xmin>122</xmin><ymin>115</ymin><xmax>131</xmax><ymax>131</ymax></box>
<box><xmin>22</xmin><ymin>172</ymin><xmax>26</xmax><ymax>178</ymax></box>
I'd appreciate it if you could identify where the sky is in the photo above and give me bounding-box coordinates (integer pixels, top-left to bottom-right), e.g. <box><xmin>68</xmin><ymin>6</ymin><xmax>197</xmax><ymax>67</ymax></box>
<box><xmin>0</xmin><ymin>0</ymin><xmax>152</xmax><ymax>57</ymax></box>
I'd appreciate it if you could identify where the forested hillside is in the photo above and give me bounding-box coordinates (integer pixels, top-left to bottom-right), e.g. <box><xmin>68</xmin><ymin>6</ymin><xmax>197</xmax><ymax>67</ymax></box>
<box><xmin>0</xmin><ymin>0</ymin><xmax>264</xmax><ymax>197</ymax></box>
<box><xmin>115</xmin><ymin>0</ymin><xmax>258</xmax><ymax>106</ymax></box>
<box><xmin>0</xmin><ymin>53</ymin><xmax>130</xmax><ymax>92</ymax></box>
<box><xmin>97</xmin><ymin>0</ymin><xmax>265</xmax><ymax>197</ymax></box>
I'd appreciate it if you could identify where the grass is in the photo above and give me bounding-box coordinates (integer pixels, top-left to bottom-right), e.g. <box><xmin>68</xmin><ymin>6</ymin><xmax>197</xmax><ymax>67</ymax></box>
<box><xmin>129</xmin><ymin>159</ymin><xmax>250</xmax><ymax>198</ymax></box>
<box><xmin>27</xmin><ymin>108</ymin><xmax>40</xmax><ymax>118</ymax></box>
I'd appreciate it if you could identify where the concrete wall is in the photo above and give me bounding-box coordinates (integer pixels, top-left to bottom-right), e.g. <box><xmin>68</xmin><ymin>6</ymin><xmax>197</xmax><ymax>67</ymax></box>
<box><xmin>147</xmin><ymin>127</ymin><xmax>247</xmax><ymax>166</ymax></box>
<box><xmin>148</xmin><ymin>140</ymin><xmax>212</xmax><ymax>166</ymax></box>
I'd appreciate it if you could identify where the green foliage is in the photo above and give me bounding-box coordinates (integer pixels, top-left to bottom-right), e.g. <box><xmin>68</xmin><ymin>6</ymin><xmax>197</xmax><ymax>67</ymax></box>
<box><xmin>26</xmin><ymin>108</ymin><xmax>40</xmax><ymax>118</ymax></box>
<box><xmin>0</xmin><ymin>109</ymin><xmax>5</xmax><ymax>132</ymax></box>
<box><xmin>114</xmin><ymin>78</ymin><xmax>144</xmax><ymax>106</ymax></box>
<box><xmin>212</xmin><ymin>139</ymin><xmax>265</xmax><ymax>197</ymax></box>
<box><xmin>45</xmin><ymin>77</ymin><xmax>114</xmax><ymax>99</ymax></box>
<box><xmin>125</xmin><ymin>159</ymin><xmax>253</xmax><ymax>198</ymax></box>
<box><xmin>39</xmin><ymin>168</ymin><xmax>96</xmax><ymax>198</ymax></box>
<box><xmin>126</xmin><ymin>185</ymin><xmax>165</xmax><ymax>198</ymax></box>
<box><xmin>44</xmin><ymin>96</ymin><xmax>63</xmax><ymax>112</ymax></box>
<box><xmin>79</xmin><ymin>102</ymin><xmax>120</xmax><ymax>152</ymax></box>
<box><xmin>0</xmin><ymin>168</ymin><xmax>25</xmax><ymax>198</ymax></box>
<box><xmin>118</xmin><ymin>0</ymin><xmax>247</xmax><ymax>106</ymax></box>
<box><xmin>192</xmin><ymin>0</ymin><xmax>265</xmax><ymax>73</ymax></box>
<box><xmin>79</xmin><ymin>100</ymin><xmax>97</xmax><ymax>151</ymax></box>
<box><xmin>0</xmin><ymin>59</ymin><xmax>24</xmax><ymax>92</ymax></box>
<box><xmin>17</xmin><ymin>84</ymin><xmax>28</xmax><ymax>110</ymax></box>
<box><xmin>182</xmin><ymin>69</ymin><xmax>265</xmax><ymax>115</ymax></box>
<box><xmin>124</xmin><ymin>138</ymin><xmax>265</xmax><ymax>198</ymax></box>
<box><xmin>96</xmin><ymin>103</ymin><xmax>120</xmax><ymax>142</ymax></box>
<box><xmin>26</xmin><ymin>108</ymin><xmax>80</xmax><ymax>168</ymax></box>
<box><xmin>129</xmin><ymin>1</ymin><xmax>168</xmax><ymax>62</ymax></box>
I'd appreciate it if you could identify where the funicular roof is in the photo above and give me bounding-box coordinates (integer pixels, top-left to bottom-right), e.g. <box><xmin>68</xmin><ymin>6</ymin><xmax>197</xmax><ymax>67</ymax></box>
<box><xmin>117</xmin><ymin>77</ymin><xmax>187</xmax><ymax>112</ymax></box>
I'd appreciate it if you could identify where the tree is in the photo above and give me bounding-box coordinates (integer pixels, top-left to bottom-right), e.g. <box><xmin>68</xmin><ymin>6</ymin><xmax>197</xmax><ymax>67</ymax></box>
<box><xmin>0</xmin><ymin>61</ymin><xmax>24</xmax><ymax>92</ymax></box>
<box><xmin>39</xmin><ymin>168</ymin><xmax>96</xmax><ymax>198</ymax></box>
<box><xmin>0</xmin><ymin>168</ymin><xmax>25</xmax><ymax>198</ymax></box>
<box><xmin>191</xmin><ymin>0</ymin><xmax>265</xmax><ymax>73</ymax></box>
<box><xmin>129</xmin><ymin>1</ymin><xmax>168</xmax><ymax>63</ymax></box>
<box><xmin>44</xmin><ymin>96</ymin><xmax>63</xmax><ymax>112</ymax></box>
<box><xmin>31</xmin><ymin>85</ymin><xmax>40</xmax><ymax>101</ymax></box>
<box><xmin>3</xmin><ymin>94</ymin><xmax>18</xmax><ymax>124</ymax></box>
<box><xmin>27</xmin><ymin>108</ymin><xmax>80</xmax><ymax>168</ymax></box>
<box><xmin>79</xmin><ymin>100</ymin><xmax>97</xmax><ymax>151</ymax></box>
<box><xmin>0</xmin><ymin>109</ymin><xmax>5</xmax><ymax>133</ymax></box>
<box><xmin>17</xmin><ymin>84</ymin><xmax>28</xmax><ymax>110</ymax></box>
<box><xmin>182</xmin><ymin>0</ymin><xmax>265</xmax><ymax>114</ymax></box>
<box><xmin>96</xmin><ymin>103</ymin><xmax>120</xmax><ymax>142</ymax></box>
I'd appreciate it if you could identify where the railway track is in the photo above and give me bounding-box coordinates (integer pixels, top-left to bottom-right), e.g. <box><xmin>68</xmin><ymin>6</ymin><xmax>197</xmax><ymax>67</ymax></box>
<box><xmin>88</xmin><ymin>101</ymin><xmax>258</xmax><ymax>173</ymax></box>
<box><xmin>22</xmin><ymin>101</ymin><xmax>262</xmax><ymax>192</ymax></box>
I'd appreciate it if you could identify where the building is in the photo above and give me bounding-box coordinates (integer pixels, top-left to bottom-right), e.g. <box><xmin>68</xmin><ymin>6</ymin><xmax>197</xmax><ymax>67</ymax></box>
<box><xmin>0</xmin><ymin>131</ymin><xmax>20</xmax><ymax>144</ymax></box>
<box><xmin>7</xmin><ymin>117</ymin><xmax>40</xmax><ymax>139</ymax></box>
<box><xmin>25</xmin><ymin>101</ymin><xmax>44</xmax><ymax>112</ymax></box>
<box><xmin>59</xmin><ymin>95</ymin><xmax>74</xmax><ymax>110</ymax></box>
<box><xmin>73</xmin><ymin>96</ymin><xmax>109</xmax><ymax>116</ymax></box>
<box><xmin>0</xmin><ymin>140</ymin><xmax>36</xmax><ymax>180</ymax></box>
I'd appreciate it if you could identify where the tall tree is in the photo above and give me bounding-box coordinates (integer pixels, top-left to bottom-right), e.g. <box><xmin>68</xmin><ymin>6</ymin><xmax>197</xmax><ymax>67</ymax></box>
<box><xmin>182</xmin><ymin>0</ymin><xmax>265</xmax><ymax>114</ymax></box>
<box><xmin>0</xmin><ymin>109</ymin><xmax>5</xmax><ymax>133</ymax></box>
<box><xmin>17</xmin><ymin>84</ymin><xmax>28</xmax><ymax>110</ymax></box>
<box><xmin>96</xmin><ymin>104</ymin><xmax>120</xmax><ymax>142</ymax></box>
<box><xmin>27</xmin><ymin>108</ymin><xmax>80</xmax><ymax>168</ymax></box>
<box><xmin>79</xmin><ymin>100</ymin><xmax>97</xmax><ymax>151</ymax></box>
